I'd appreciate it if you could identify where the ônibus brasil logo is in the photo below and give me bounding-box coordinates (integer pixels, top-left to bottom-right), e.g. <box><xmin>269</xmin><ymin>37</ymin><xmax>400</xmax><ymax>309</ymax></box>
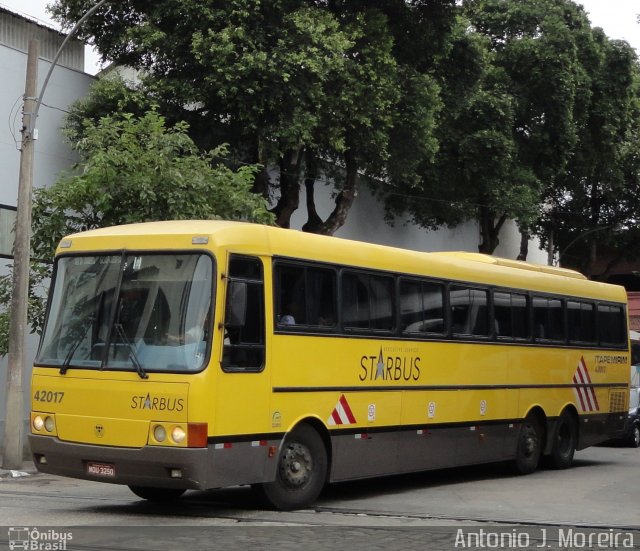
<box><xmin>8</xmin><ymin>527</ymin><xmax>72</xmax><ymax>550</ymax></box>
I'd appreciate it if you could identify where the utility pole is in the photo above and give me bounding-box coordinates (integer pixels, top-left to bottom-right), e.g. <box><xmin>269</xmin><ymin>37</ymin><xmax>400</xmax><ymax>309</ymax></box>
<box><xmin>2</xmin><ymin>39</ymin><xmax>38</xmax><ymax>469</ymax></box>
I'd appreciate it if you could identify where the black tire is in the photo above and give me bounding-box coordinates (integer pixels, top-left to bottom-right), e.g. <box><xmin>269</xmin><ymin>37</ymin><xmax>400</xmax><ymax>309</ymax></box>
<box><xmin>128</xmin><ymin>485</ymin><xmax>186</xmax><ymax>502</ymax></box>
<box><xmin>627</xmin><ymin>424</ymin><xmax>640</xmax><ymax>448</ymax></box>
<box><xmin>256</xmin><ymin>424</ymin><xmax>328</xmax><ymax>511</ymax></box>
<box><xmin>547</xmin><ymin>411</ymin><xmax>577</xmax><ymax>469</ymax></box>
<box><xmin>514</xmin><ymin>414</ymin><xmax>543</xmax><ymax>475</ymax></box>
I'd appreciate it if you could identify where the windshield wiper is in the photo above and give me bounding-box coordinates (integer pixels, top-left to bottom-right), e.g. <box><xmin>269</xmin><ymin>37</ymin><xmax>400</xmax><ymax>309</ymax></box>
<box><xmin>60</xmin><ymin>318</ymin><xmax>93</xmax><ymax>375</ymax></box>
<box><xmin>113</xmin><ymin>323</ymin><xmax>148</xmax><ymax>379</ymax></box>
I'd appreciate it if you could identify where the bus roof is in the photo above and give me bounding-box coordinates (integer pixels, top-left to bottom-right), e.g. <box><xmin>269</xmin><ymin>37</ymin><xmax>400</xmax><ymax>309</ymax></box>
<box><xmin>57</xmin><ymin>220</ymin><xmax>627</xmax><ymax>303</ymax></box>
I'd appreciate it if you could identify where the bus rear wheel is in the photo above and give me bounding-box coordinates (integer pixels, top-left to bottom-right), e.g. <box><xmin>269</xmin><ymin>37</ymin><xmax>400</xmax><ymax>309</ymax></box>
<box><xmin>628</xmin><ymin>424</ymin><xmax>640</xmax><ymax>448</ymax></box>
<box><xmin>547</xmin><ymin>411</ymin><xmax>577</xmax><ymax>469</ymax></box>
<box><xmin>513</xmin><ymin>414</ymin><xmax>543</xmax><ymax>475</ymax></box>
<box><xmin>128</xmin><ymin>486</ymin><xmax>186</xmax><ymax>502</ymax></box>
<box><xmin>256</xmin><ymin>424</ymin><xmax>328</xmax><ymax>511</ymax></box>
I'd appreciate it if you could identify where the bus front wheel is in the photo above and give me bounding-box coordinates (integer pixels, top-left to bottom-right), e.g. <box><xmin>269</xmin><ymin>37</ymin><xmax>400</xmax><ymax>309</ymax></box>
<box><xmin>514</xmin><ymin>415</ymin><xmax>543</xmax><ymax>475</ymax></box>
<box><xmin>256</xmin><ymin>424</ymin><xmax>328</xmax><ymax>511</ymax></box>
<box><xmin>128</xmin><ymin>485</ymin><xmax>186</xmax><ymax>502</ymax></box>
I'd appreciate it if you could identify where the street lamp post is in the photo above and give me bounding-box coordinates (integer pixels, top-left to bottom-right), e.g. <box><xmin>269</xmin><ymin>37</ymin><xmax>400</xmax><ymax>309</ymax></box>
<box><xmin>2</xmin><ymin>0</ymin><xmax>107</xmax><ymax>469</ymax></box>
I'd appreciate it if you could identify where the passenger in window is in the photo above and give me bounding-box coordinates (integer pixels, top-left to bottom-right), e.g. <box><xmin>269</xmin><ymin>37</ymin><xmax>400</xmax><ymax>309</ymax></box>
<box><xmin>318</xmin><ymin>313</ymin><xmax>334</xmax><ymax>327</ymax></box>
<box><xmin>280</xmin><ymin>313</ymin><xmax>296</xmax><ymax>325</ymax></box>
<box><xmin>279</xmin><ymin>301</ymin><xmax>297</xmax><ymax>325</ymax></box>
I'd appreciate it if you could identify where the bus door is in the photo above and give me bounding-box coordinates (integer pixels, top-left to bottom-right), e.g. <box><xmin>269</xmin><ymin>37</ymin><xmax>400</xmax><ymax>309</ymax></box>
<box><xmin>213</xmin><ymin>254</ymin><xmax>271</xmax><ymax>480</ymax></box>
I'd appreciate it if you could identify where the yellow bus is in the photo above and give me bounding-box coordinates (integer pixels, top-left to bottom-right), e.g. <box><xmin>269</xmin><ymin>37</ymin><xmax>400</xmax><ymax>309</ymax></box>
<box><xmin>29</xmin><ymin>221</ymin><xmax>630</xmax><ymax>510</ymax></box>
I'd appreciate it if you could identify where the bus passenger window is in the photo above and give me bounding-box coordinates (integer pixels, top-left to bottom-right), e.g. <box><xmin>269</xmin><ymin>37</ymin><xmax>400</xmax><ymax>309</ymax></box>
<box><xmin>533</xmin><ymin>296</ymin><xmax>564</xmax><ymax>341</ymax></box>
<box><xmin>568</xmin><ymin>301</ymin><xmax>595</xmax><ymax>343</ymax></box>
<box><xmin>342</xmin><ymin>272</ymin><xmax>394</xmax><ymax>332</ymax></box>
<box><xmin>307</xmin><ymin>268</ymin><xmax>336</xmax><ymax>327</ymax></box>
<box><xmin>400</xmin><ymin>279</ymin><xmax>445</xmax><ymax>335</ymax></box>
<box><xmin>274</xmin><ymin>263</ymin><xmax>337</xmax><ymax>329</ymax></box>
<box><xmin>598</xmin><ymin>304</ymin><xmax>626</xmax><ymax>346</ymax></box>
<box><xmin>494</xmin><ymin>292</ymin><xmax>528</xmax><ymax>340</ymax></box>
<box><xmin>276</xmin><ymin>265</ymin><xmax>305</xmax><ymax>326</ymax></box>
<box><xmin>450</xmin><ymin>286</ymin><xmax>488</xmax><ymax>337</ymax></box>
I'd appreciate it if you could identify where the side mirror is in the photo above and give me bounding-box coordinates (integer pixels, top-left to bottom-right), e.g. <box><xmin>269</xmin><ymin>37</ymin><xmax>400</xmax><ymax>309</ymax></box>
<box><xmin>225</xmin><ymin>280</ymin><xmax>247</xmax><ymax>328</ymax></box>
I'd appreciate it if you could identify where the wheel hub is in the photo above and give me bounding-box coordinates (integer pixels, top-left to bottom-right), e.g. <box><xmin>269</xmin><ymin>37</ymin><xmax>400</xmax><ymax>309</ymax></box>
<box><xmin>523</xmin><ymin>425</ymin><xmax>538</xmax><ymax>457</ymax></box>
<box><xmin>279</xmin><ymin>442</ymin><xmax>312</xmax><ymax>488</ymax></box>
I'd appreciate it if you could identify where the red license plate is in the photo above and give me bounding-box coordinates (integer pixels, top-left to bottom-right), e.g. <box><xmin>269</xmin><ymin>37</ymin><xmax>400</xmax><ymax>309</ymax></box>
<box><xmin>86</xmin><ymin>461</ymin><xmax>116</xmax><ymax>477</ymax></box>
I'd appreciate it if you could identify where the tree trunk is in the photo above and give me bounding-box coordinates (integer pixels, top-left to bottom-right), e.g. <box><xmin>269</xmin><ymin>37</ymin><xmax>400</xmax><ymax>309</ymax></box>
<box><xmin>270</xmin><ymin>149</ymin><xmax>303</xmax><ymax>228</ymax></box>
<box><xmin>250</xmin><ymin>136</ymin><xmax>270</xmax><ymax>198</ymax></box>
<box><xmin>583</xmin><ymin>240</ymin><xmax>598</xmax><ymax>279</ymax></box>
<box><xmin>302</xmin><ymin>150</ymin><xmax>323</xmax><ymax>233</ymax></box>
<box><xmin>517</xmin><ymin>230</ymin><xmax>529</xmax><ymax>261</ymax></box>
<box><xmin>315</xmin><ymin>148</ymin><xmax>358</xmax><ymax>236</ymax></box>
<box><xmin>478</xmin><ymin>206</ymin><xmax>507</xmax><ymax>255</ymax></box>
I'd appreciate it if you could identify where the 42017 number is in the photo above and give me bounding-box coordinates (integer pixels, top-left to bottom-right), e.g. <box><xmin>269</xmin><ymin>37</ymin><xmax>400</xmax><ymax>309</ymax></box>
<box><xmin>33</xmin><ymin>390</ymin><xmax>64</xmax><ymax>403</ymax></box>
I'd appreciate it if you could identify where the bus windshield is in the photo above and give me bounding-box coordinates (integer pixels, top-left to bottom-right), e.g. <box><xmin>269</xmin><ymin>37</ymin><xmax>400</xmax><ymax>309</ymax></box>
<box><xmin>37</xmin><ymin>253</ymin><xmax>213</xmax><ymax>374</ymax></box>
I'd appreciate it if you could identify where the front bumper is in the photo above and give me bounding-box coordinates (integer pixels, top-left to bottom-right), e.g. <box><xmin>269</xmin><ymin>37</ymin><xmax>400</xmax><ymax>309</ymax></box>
<box><xmin>28</xmin><ymin>433</ymin><xmax>280</xmax><ymax>490</ymax></box>
<box><xmin>29</xmin><ymin>434</ymin><xmax>210</xmax><ymax>490</ymax></box>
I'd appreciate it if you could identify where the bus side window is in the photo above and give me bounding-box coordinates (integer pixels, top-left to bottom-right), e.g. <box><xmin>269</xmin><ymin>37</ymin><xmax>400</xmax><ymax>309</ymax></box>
<box><xmin>598</xmin><ymin>304</ymin><xmax>627</xmax><ymax>346</ymax></box>
<box><xmin>494</xmin><ymin>291</ymin><xmax>528</xmax><ymax>340</ymax></box>
<box><xmin>222</xmin><ymin>255</ymin><xmax>265</xmax><ymax>372</ymax></box>
<box><xmin>276</xmin><ymin>264</ymin><xmax>306</xmax><ymax>326</ymax></box>
<box><xmin>274</xmin><ymin>262</ymin><xmax>337</xmax><ymax>329</ymax></box>
<box><xmin>533</xmin><ymin>296</ymin><xmax>565</xmax><ymax>342</ymax></box>
<box><xmin>342</xmin><ymin>272</ymin><xmax>394</xmax><ymax>332</ymax></box>
<box><xmin>400</xmin><ymin>279</ymin><xmax>445</xmax><ymax>335</ymax></box>
<box><xmin>568</xmin><ymin>301</ymin><xmax>596</xmax><ymax>344</ymax></box>
<box><xmin>450</xmin><ymin>286</ymin><xmax>488</xmax><ymax>337</ymax></box>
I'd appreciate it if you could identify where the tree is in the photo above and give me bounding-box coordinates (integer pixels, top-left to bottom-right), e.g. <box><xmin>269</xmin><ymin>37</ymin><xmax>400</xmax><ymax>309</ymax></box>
<box><xmin>538</xmin><ymin>31</ymin><xmax>640</xmax><ymax>278</ymax></box>
<box><xmin>382</xmin><ymin>0</ymin><xmax>595</xmax><ymax>255</ymax></box>
<box><xmin>50</xmin><ymin>0</ymin><xmax>452</xmax><ymax>235</ymax></box>
<box><xmin>0</xmin><ymin>110</ymin><xmax>273</xmax><ymax>356</ymax></box>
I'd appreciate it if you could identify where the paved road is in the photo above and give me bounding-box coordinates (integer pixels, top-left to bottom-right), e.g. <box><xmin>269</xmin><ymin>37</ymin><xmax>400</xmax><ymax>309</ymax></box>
<box><xmin>0</xmin><ymin>446</ymin><xmax>638</xmax><ymax>550</ymax></box>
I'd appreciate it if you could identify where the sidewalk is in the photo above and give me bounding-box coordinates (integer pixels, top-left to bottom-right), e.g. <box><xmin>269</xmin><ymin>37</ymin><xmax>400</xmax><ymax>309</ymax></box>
<box><xmin>0</xmin><ymin>459</ymin><xmax>37</xmax><ymax>479</ymax></box>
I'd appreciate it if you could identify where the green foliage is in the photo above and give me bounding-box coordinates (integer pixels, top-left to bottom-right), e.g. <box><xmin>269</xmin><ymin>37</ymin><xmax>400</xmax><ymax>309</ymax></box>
<box><xmin>33</xmin><ymin>110</ymin><xmax>272</xmax><ymax>260</ymax></box>
<box><xmin>539</xmin><ymin>31</ymin><xmax>640</xmax><ymax>276</ymax></box>
<box><xmin>382</xmin><ymin>0</ymin><xmax>606</xmax><ymax>254</ymax></box>
<box><xmin>42</xmin><ymin>0</ymin><xmax>640</xmax><ymax>266</ymax></box>
<box><xmin>0</xmin><ymin>261</ymin><xmax>49</xmax><ymax>357</ymax></box>
<box><xmin>63</xmin><ymin>73</ymin><xmax>154</xmax><ymax>146</ymax></box>
<box><xmin>50</xmin><ymin>0</ymin><xmax>451</xmax><ymax>232</ymax></box>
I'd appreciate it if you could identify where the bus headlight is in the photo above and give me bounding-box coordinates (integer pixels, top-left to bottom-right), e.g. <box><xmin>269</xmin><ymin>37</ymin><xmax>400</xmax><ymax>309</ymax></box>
<box><xmin>33</xmin><ymin>416</ymin><xmax>44</xmax><ymax>431</ymax></box>
<box><xmin>171</xmin><ymin>426</ymin><xmax>186</xmax><ymax>444</ymax></box>
<box><xmin>153</xmin><ymin>425</ymin><xmax>166</xmax><ymax>442</ymax></box>
<box><xmin>44</xmin><ymin>416</ymin><xmax>55</xmax><ymax>432</ymax></box>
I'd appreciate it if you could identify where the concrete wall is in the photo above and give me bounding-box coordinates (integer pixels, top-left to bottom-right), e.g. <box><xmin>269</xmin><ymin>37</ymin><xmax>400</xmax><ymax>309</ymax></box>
<box><xmin>289</xmin><ymin>178</ymin><xmax>547</xmax><ymax>263</ymax></box>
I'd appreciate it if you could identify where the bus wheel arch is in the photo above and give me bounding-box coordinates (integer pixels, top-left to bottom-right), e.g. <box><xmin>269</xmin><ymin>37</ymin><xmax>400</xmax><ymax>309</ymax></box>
<box><xmin>546</xmin><ymin>407</ymin><xmax>578</xmax><ymax>469</ymax></box>
<box><xmin>513</xmin><ymin>407</ymin><xmax>546</xmax><ymax>475</ymax></box>
<box><xmin>256</xmin><ymin>420</ymin><xmax>329</xmax><ymax>510</ymax></box>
